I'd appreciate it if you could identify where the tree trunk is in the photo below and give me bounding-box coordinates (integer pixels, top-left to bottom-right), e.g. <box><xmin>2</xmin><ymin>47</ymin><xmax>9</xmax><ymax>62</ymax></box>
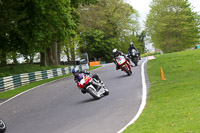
<box><xmin>46</xmin><ymin>47</ymin><xmax>54</xmax><ymax>66</ymax></box>
<box><xmin>0</xmin><ymin>51</ymin><xmax>7</xmax><ymax>66</ymax></box>
<box><xmin>52</xmin><ymin>41</ymin><xmax>58</xmax><ymax>65</ymax></box>
<box><xmin>71</xmin><ymin>38</ymin><xmax>75</xmax><ymax>61</ymax></box>
<box><xmin>64</xmin><ymin>44</ymin><xmax>70</xmax><ymax>61</ymax></box>
<box><xmin>57</xmin><ymin>43</ymin><xmax>61</xmax><ymax>65</ymax></box>
<box><xmin>67</xmin><ymin>46</ymin><xmax>70</xmax><ymax>61</ymax></box>
<box><xmin>40</xmin><ymin>51</ymin><xmax>46</xmax><ymax>66</ymax></box>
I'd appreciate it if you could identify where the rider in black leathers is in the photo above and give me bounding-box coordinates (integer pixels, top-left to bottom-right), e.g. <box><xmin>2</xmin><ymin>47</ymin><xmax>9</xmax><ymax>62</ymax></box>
<box><xmin>112</xmin><ymin>48</ymin><xmax>132</xmax><ymax>70</ymax></box>
<box><xmin>128</xmin><ymin>42</ymin><xmax>141</xmax><ymax>60</ymax></box>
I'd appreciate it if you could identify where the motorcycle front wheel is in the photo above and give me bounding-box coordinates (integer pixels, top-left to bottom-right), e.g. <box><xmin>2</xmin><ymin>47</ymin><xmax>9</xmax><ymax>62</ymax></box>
<box><xmin>123</xmin><ymin>65</ymin><xmax>132</xmax><ymax>76</ymax></box>
<box><xmin>87</xmin><ymin>87</ymin><xmax>101</xmax><ymax>100</ymax></box>
<box><xmin>0</xmin><ymin>119</ymin><xmax>6</xmax><ymax>133</ymax></box>
<box><xmin>132</xmin><ymin>57</ymin><xmax>138</xmax><ymax>66</ymax></box>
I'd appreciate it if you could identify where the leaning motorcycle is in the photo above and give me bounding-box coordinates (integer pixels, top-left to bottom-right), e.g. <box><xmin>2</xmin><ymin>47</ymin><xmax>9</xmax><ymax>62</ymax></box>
<box><xmin>115</xmin><ymin>55</ymin><xmax>132</xmax><ymax>76</ymax></box>
<box><xmin>128</xmin><ymin>49</ymin><xmax>139</xmax><ymax>66</ymax></box>
<box><xmin>75</xmin><ymin>73</ymin><xmax>109</xmax><ymax>100</ymax></box>
<box><xmin>0</xmin><ymin>118</ymin><xmax>6</xmax><ymax>133</ymax></box>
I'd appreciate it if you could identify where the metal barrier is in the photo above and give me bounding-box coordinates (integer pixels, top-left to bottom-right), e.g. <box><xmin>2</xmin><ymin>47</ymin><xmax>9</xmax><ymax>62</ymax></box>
<box><xmin>0</xmin><ymin>64</ymin><xmax>89</xmax><ymax>92</ymax></box>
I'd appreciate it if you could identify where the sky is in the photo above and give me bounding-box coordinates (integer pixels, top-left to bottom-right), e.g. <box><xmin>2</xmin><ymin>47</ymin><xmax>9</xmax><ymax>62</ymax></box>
<box><xmin>124</xmin><ymin>0</ymin><xmax>200</xmax><ymax>30</ymax></box>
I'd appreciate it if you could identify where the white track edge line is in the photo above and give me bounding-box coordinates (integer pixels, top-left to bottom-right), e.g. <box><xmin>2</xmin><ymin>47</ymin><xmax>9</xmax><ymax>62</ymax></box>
<box><xmin>117</xmin><ymin>57</ymin><xmax>148</xmax><ymax>133</ymax></box>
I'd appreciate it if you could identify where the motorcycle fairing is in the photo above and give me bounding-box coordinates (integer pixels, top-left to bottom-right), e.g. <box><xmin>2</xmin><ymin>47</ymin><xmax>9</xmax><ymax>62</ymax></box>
<box><xmin>78</xmin><ymin>75</ymin><xmax>91</xmax><ymax>88</ymax></box>
<box><xmin>116</xmin><ymin>56</ymin><xmax>126</xmax><ymax>65</ymax></box>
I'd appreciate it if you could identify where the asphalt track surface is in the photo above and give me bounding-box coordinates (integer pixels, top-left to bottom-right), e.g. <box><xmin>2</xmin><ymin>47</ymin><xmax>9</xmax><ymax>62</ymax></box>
<box><xmin>0</xmin><ymin>58</ymin><xmax>149</xmax><ymax>133</ymax></box>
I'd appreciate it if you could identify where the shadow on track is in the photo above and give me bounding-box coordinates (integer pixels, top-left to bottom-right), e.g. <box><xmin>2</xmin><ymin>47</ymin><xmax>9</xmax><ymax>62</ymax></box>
<box><xmin>76</xmin><ymin>98</ymin><xmax>97</xmax><ymax>104</ymax></box>
<box><xmin>114</xmin><ymin>74</ymin><xmax>130</xmax><ymax>79</ymax></box>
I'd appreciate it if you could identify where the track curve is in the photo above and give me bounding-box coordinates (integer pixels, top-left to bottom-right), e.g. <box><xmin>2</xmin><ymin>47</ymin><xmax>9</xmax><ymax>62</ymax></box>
<box><xmin>0</xmin><ymin>58</ymin><xmax>149</xmax><ymax>133</ymax></box>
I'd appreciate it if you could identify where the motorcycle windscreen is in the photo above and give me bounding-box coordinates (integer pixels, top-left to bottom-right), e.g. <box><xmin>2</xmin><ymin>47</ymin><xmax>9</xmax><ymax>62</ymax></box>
<box><xmin>132</xmin><ymin>49</ymin><xmax>136</xmax><ymax>55</ymax></box>
<box><xmin>78</xmin><ymin>77</ymin><xmax>86</xmax><ymax>88</ymax></box>
<box><xmin>78</xmin><ymin>73</ymin><xmax>85</xmax><ymax>85</ymax></box>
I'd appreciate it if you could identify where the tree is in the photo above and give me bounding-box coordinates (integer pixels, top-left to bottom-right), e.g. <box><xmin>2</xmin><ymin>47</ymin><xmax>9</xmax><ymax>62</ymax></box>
<box><xmin>59</xmin><ymin>0</ymin><xmax>99</xmax><ymax>62</ymax></box>
<box><xmin>137</xmin><ymin>30</ymin><xmax>146</xmax><ymax>54</ymax></box>
<box><xmin>78</xmin><ymin>0</ymin><xmax>139</xmax><ymax>62</ymax></box>
<box><xmin>0</xmin><ymin>0</ymin><xmax>90</xmax><ymax>66</ymax></box>
<box><xmin>145</xmin><ymin>0</ymin><xmax>200</xmax><ymax>53</ymax></box>
<box><xmin>79</xmin><ymin>29</ymin><xmax>121</xmax><ymax>62</ymax></box>
<box><xmin>16</xmin><ymin>0</ymin><xmax>76</xmax><ymax>66</ymax></box>
<box><xmin>0</xmin><ymin>0</ymin><xmax>25</xmax><ymax>66</ymax></box>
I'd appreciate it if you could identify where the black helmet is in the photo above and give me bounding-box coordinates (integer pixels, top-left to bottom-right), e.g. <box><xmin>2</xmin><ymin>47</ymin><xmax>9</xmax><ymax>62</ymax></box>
<box><xmin>130</xmin><ymin>42</ymin><xmax>134</xmax><ymax>47</ymax></box>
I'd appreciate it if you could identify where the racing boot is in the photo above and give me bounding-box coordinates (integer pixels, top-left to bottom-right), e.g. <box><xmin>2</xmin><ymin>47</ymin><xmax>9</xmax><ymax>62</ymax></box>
<box><xmin>116</xmin><ymin>65</ymin><xmax>120</xmax><ymax>70</ymax></box>
<box><xmin>100</xmin><ymin>80</ymin><xmax>104</xmax><ymax>85</ymax></box>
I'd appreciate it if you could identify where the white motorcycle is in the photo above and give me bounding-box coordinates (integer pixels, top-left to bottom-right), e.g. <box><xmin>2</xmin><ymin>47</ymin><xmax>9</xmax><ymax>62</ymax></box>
<box><xmin>75</xmin><ymin>73</ymin><xmax>109</xmax><ymax>100</ymax></box>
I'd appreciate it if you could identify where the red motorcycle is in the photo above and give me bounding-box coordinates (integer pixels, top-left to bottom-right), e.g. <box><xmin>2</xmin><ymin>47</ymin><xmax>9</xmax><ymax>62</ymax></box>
<box><xmin>115</xmin><ymin>55</ymin><xmax>132</xmax><ymax>76</ymax></box>
<box><xmin>75</xmin><ymin>73</ymin><xmax>109</xmax><ymax>100</ymax></box>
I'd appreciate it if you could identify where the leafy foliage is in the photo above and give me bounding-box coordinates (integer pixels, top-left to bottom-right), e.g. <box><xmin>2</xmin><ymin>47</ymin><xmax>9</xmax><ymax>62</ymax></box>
<box><xmin>79</xmin><ymin>29</ymin><xmax>121</xmax><ymax>62</ymax></box>
<box><xmin>78</xmin><ymin>0</ymin><xmax>140</xmax><ymax>62</ymax></box>
<box><xmin>0</xmin><ymin>0</ymin><xmax>25</xmax><ymax>65</ymax></box>
<box><xmin>145</xmin><ymin>0</ymin><xmax>200</xmax><ymax>53</ymax></box>
<box><xmin>0</xmin><ymin>0</ymin><xmax>142</xmax><ymax>65</ymax></box>
<box><xmin>0</xmin><ymin>0</ymin><xmax>98</xmax><ymax>66</ymax></box>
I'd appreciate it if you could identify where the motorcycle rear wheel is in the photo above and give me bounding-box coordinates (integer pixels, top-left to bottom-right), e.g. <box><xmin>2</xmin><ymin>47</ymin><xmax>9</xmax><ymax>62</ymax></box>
<box><xmin>0</xmin><ymin>119</ymin><xmax>6</xmax><ymax>133</ymax></box>
<box><xmin>87</xmin><ymin>87</ymin><xmax>101</xmax><ymax>100</ymax></box>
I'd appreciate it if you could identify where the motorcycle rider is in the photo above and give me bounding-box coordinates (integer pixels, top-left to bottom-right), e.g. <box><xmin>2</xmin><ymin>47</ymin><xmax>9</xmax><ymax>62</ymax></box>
<box><xmin>128</xmin><ymin>42</ymin><xmax>141</xmax><ymax>60</ymax></box>
<box><xmin>72</xmin><ymin>68</ymin><xmax>103</xmax><ymax>93</ymax></box>
<box><xmin>112</xmin><ymin>48</ymin><xmax>132</xmax><ymax>70</ymax></box>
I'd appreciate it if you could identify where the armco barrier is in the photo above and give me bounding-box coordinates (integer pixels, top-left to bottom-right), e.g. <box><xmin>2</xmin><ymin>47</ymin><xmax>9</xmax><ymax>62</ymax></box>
<box><xmin>0</xmin><ymin>64</ymin><xmax>89</xmax><ymax>92</ymax></box>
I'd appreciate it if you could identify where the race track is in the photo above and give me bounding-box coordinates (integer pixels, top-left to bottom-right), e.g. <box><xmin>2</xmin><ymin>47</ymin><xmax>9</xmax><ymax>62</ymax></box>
<box><xmin>0</xmin><ymin>58</ymin><xmax>149</xmax><ymax>133</ymax></box>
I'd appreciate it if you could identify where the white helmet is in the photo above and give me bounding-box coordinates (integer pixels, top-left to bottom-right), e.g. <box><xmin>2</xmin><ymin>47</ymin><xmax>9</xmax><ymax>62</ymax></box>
<box><xmin>113</xmin><ymin>48</ymin><xmax>117</xmax><ymax>53</ymax></box>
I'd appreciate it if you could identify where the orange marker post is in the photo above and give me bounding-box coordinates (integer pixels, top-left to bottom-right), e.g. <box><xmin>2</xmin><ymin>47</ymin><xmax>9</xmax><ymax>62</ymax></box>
<box><xmin>160</xmin><ymin>67</ymin><xmax>166</xmax><ymax>80</ymax></box>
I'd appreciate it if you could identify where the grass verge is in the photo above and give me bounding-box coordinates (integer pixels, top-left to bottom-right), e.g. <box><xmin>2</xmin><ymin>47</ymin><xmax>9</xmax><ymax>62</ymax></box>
<box><xmin>124</xmin><ymin>49</ymin><xmax>200</xmax><ymax>132</ymax></box>
<box><xmin>0</xmin><ymin>66</ymin><xmax>102</xmax><ymax>99</ymax></box>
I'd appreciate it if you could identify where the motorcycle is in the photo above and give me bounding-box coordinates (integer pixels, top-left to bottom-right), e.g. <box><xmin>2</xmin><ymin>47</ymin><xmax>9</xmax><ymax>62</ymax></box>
<box><xmin>0</xmin><ymin>118</ymin><xmax>6</xmax><ymax>133</ymax></box>
<box><xmin>115</xmin><ymin>55</ymin><xmax>132</xmax><ymax>76</ymax></box>
<box><xmin>75</xmin><ymin>73</ymin><xmax>109</xmax><ymax>100</ymax></box>
<box><xmin>128</xmin><ymin>49</ymin><xmax>139</xmax><ymax>66</ymax></box>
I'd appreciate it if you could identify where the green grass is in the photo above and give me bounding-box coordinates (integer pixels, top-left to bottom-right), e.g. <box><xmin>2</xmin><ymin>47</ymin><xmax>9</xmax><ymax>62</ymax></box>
<box><xmin>0</xmin><ymin>65</ymin><xmax>102</xmax><ymax>99</ymax></box>
<box><xmin>0</xmin><ymin>64</ymin><xmax>70</xmax><ymax>78</ymax></box>
<box><xmin>124</xmin><ymin>49</ymin><xmax>200</xmax><ymax>133</ymax></box>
